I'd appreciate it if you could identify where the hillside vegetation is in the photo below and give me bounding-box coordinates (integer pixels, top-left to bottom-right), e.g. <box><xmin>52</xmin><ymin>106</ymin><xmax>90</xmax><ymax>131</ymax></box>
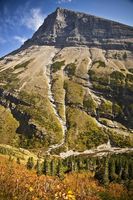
<box><xmin>0</xmin><ymin>46</ymin><xmax>133</xmax><ymax>153</ymax></box>
<box><xmin>0</xmin><ymin>155</ymin><xmax>133</xmax><ymax>200</ymax></box>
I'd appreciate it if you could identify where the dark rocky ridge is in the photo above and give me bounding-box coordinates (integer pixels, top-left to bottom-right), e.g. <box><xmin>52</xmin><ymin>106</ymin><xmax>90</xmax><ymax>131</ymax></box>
<box><xmin>22</xmin><ymin>7</ymin><xmax>133</xmax><ymax>50</ymax></box>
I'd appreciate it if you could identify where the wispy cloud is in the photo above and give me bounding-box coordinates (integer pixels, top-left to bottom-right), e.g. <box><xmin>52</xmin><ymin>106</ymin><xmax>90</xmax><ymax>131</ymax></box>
<box><xmin>14</xmin><ymin>36</ymin><xmax>27</xmax><ymax>44</ymax></box>
<box><xmin>58</xmin><ymin>0</ymin><xmax>73</xmax><ymax>3</ymax></box>
<box><xmin>22</xmin><ymin>8</ymin><xmax>46</xmax><ymax>31</ymax></box>
<box><xmin>0</xmin><ymin>37</ymin><xmax>6</xmax><ymax>44</ymax></box>
<box><xmin>0</xmin><ymin>5</ymin><xmax>46</xmax><ymax>32</ymax></box>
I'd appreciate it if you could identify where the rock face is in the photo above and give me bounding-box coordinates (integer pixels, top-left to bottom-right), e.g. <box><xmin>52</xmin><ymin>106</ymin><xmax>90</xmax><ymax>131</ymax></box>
<box><xmin>23</xmin><ymin>7</ymin><xmax>133</xmax><ymax>50</ymax></box>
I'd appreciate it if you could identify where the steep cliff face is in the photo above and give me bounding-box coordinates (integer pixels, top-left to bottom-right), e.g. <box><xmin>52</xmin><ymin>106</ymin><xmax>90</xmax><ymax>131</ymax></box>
<box><xmin>23</xmin><ymin>7</ymin><xmax>133</xmax><ymax>50</ymax></box>
<box><xmin>0</xmin><ymin>8</ymin><xmax>133</xmax><ymax>155</ymax></box>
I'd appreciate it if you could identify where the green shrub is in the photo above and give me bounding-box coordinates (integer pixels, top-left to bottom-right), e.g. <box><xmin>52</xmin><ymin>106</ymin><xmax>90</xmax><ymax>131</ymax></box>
<box><xmin>66</xmin><ymin>107</ymin><xmax>108</xmax><ymax>151</ymax></box>
<box><xmin>99</xmin><ymin>100</ymin><xmax>112</xmax><ymax>115</ymax></box>
<box><xmin>110</xmin><ymin>71</ymin><xmax>125</xmax><ymax>87</ymax></box>
<box><xmin>113</xmin><ymin>103</ymin><xmax>123</xmax><ymax>116</ymax></box>
<box><xmin>126</xmin><ymin>73</ymin><xmax>133</xmax><ymax>82</ymax></box>
<box><xmin>88</xmin><ymin>70</ymin><xmax>98</xmax><ymax>81</ymax></box>
<box><xmin>123</xmin><ymin>52</ymin><xmax>127</xmax><ymax>60</ymax></box>
<box><xmin>64</xmin><ymin>80</ymin><xmax>84</xmax><ymax>106</ymax></box>
<box><xmin>83</xmin><ymin>95</ymin><xmax>96</xmax><ymax>113</ymax></box>
<box><xmin>93</xmin><ymin>82</ymin><xmax>111</xmax><ymax>92</ymax></box>
<box><xmin>128</xmin><ymin>68</ymin><xmax>133</xmax><ymax>73</ymax></box>
<box><xmin>14</xmin><ymin>60</ymin><xmax>31</xmax><ymax>70</ymax></box>
<box><xmin>52</xmin><ymin>61</ymin><xmax>65</xmax><ymax>73</ymax></box>
<box><xmin>110</xmin><ymin>71</ymin><xmax>125</xmax><ymax>80</ymax></box>
<box><xmin>92</xmin><ymin>60</ymin><xmax>106</xmax><ymax>68</ymax></box>
<box><xmin>108</xmin><ymin>130</ymin><xmax>133</xmax><ymax>147</ymax></box>
<box><xmin>64</xmin><ymin>63</ymin><xmax>76</xmax><ymax>76</ymax></box>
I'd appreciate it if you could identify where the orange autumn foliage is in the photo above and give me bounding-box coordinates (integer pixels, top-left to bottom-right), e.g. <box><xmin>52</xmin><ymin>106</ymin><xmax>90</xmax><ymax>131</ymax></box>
<box><xmin>0</xmin><ymin>155</ymin><xmax>132</xmax><ymax>200</ymax></box>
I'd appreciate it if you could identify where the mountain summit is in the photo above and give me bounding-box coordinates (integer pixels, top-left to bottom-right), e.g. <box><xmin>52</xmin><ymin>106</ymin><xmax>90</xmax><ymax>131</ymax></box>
<box><xmin>23</xmin><ymin>7</ymin><xmax>133</xmax><ymax>50</ymax></box>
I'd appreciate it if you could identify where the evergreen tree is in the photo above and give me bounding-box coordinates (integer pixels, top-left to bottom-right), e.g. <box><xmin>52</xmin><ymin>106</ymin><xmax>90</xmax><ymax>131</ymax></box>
<box><xmin>115</xmin><ymin>157</ymin><xmax>121</xmax><ymax>175</ymax></box>
<box><xmin>109</xmin><ymin>158</ymin><xmax>118</xmax><ymax>181</ymax></box>
<box><xmin>56</xmin><ymin>159</ymin><xmax>64</xmax><ymax>179</ymax></box>
<box><xmin>50</xmin><ymin>159</ymin><xmax>55</xmax><ymax>176</ymax></box>
<box><xmin>103</xmin><ymin>156</ymin><xmax>109</xmax><ymax>186</ymax></box>
<box><xmin>117</xmin><ymin>157</ymin><xmax>124</xmax><ymax>182</ymax></box>
<box><xmin>70</xmin><ymin>156</ymin><xmax>77</xmax><ymax>172</ymax></box>
<box><xmin>77</xmin><ymin>157</ymin><xmax>82</xmax><ymax>172</ymax></box>
<box><xmin>129</xmin><ymin>160</ymin><xmax>133</xmax><ymax>180</ymax></box>
<box><xmin>123</xmin><ymin>52</ymin><xmax>127</xmax><ymax>60</ymax></box>
<box><xmin>85</xmin><ymin>158</ymin><xmax>90</xmax><ymax>171</ymax></box>
<box><xmin>43</xmin><ymin>158</ymin><xmax>48</xmax><ymax>175</ymax></box>
<box><xmin>27</xmin><ymin>157</ymin><xmax>34</xmax><ymax>170</ymax></box>
<box><xmin>36</xmin><ymin>159</ymin><xmax>42</xmax><ymax>176</ymax></box>
<box><xmin>122</xmin><ymin>160</ymin><xmax>129</xmax><ymax>180</ymax></box>
<box><xmin>73</xmin><ymin>156</ymin><xmax>78</xmax><ymax>172</ymax></box>
<box><xmin>66</xmin><ymin>157</ymin><xmax>73</xmax><ymax>172</ymax></box>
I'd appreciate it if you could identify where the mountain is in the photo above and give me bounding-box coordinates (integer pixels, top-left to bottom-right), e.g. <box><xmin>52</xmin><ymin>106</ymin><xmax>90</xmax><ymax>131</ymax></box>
<box><xmin>0</xmin><ymin>8</ymin><xmax>133</xmax><ymax>156</ymax></box>
<box><xmin>23</xmin><ymin>7</ymin><xmax>133</xmax><ymax>50</ymax></box>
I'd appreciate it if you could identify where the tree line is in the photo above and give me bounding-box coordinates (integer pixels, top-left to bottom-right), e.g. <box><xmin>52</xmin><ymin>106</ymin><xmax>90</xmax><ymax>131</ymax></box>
<box><xmin>24</xmin><ymin>153</ymin><xmax>133</xmax><ymax>185</ymax></box>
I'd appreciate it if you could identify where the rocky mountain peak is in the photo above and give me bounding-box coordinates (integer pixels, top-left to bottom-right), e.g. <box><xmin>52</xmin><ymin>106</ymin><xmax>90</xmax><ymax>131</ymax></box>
<box><xmin>22</xmin><ymin>7</ymin><xmax>133</xmax><ymax>50</ymax></box>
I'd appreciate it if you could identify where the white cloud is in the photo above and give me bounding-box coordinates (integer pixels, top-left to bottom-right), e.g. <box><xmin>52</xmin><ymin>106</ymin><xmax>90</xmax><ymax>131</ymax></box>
<box><xmin>14</xmin><ymin>36</ymin><xmax>27</xmax><ymax>44</ymax></box>
<box><xmin>22</xmin><ymin>8</ymin><xmax>46</xmax><ymax>31</ymax></box>
<box><xmin>58</xmin><ymin>0</ymin><xmax>72</xmax><ymax>3</ymax></box>
<box><xmin>0</xmin><ymin>37</ymin><xmax>6</xmax><ymax>44</ymax></box>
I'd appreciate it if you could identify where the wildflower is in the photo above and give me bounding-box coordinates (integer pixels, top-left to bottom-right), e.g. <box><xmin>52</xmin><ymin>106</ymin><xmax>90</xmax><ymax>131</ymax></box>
<box><xmin>29</xmin><ymin>186</ymin><xmax>34</xmax><ymax>192</ymax></box>
<box><xmin>67</xmin><ymin>190</ymin><xmax>76</xmax><ymax>200</ymax></box>
<box><xmin>55</xmin><ymin>192</ymin><xmax>59</xmax><ymax>199</ymax></box>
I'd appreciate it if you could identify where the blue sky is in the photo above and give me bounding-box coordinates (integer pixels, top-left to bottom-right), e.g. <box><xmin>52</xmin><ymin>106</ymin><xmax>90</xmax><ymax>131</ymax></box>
<box><xmin>0</xmin><ymin>0</ymin><xmax>133</xmax><ymax>57</ymax></box>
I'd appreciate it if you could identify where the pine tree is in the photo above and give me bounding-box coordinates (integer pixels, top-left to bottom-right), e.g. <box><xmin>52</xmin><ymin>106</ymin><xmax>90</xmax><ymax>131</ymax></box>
<box><xmin>117</xmin><ymin>157</ymin><xmax>123</xmax><ymax>182</ymax></box>
<box><xmin>66</xmin><ymin>156</ymin><xmax>73</xmax><ymax>172</ymax></box>
<box><xmin>85</xmin><ymin>158</ymin><xmax>90</xmax><ymax>171</ymax></box>
<box><xmin>50</xmin><ymin>159</ymin><xmax>55</xmax><ymax>176</ymax></box>
<box><xmin>72</xmin><ymin>156</ymin><xmax>78</xmax><ymax>172</ymax></box>
<box><xmin>43</xmin><ymin>158</ymin><xmax>48</xmax><ymax>175</ymax></box>
<box><xmin>129</xmin><ymin>160</ymin><xmax>133</xmax><ymax>180</ymax></box>
<box><xmin>123</xmin><ymin>52</ymin><xmax>127</xmax><ymax>60</ymax></box>
<box><xmin>122</xmin><ymin>160</ymin><xmax>129</xmax><ymax>180</ymax></box>
<box><xmin>70</xmin><ymin>156</ymin><xmax>76</xmax><ymax>172</ymax></box>
<box><xmin>27</xmin><ymin>157</ymin><xmax>34</xmax><ymax>170</ymax></box>
<box><xmin>115</xmin><ymin>157</ymin><xmax>121</xmax><ymax>175</ymax></box>
<box><xmin>109</xmin><ymin>158</ymin><xmax>118</xmax><ymax>181</ymax></box>
<box><xmin>36</xmin><ymin>159</ymin><xmax>42</xmax><ymax>176</ymax></box>
<box><xmin>77</xmin><ymin>157</ymin><xmax>82</xmax><ymax>172</ymax></box>
<box><xmin>103</xmin><ymin>156</ymin><xmax>109</xmax><ymax>186</ymax></box>
<box><xmin>56</xmin><ymin>159</ymin><xmax>64</xmax><ymax>179</ymax></box>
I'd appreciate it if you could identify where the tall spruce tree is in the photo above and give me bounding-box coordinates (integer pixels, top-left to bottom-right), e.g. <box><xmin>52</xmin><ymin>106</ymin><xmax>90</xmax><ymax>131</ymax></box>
<box><xmin>56</xmin><ymin>159</ymin><xmax>64</xmax><ymax>178</ymax></box>
<box><xmin>43</xmin><ymin>158</ymin><xmax>48</xmax><ymax>175</ymax></box>
<box><xmin>27</xmin><ymin>157</ymin><xmax>34</xmax><ymax>170</ymax></box>
<box><xmin>36</xmin><ymin>159</ymin><xmax>42</xmax><ymax>176</ymax></box>
<box><xmin>103</xmin><ymin>156</ymin><xmax>109</xmax><ymax>186</ymax></box>
<box><xmin>50</xmin><ymin>159</ymin><xmax>55</xmax><ymax>176</ymax></box>
<box><xmin>129</xmin><ymin>160</ymin><xmax>133</xmax><ymax>180</ymax></box>
<box><xmin>109</xmin><ymin>158</ymin><xmax>118</xmax><ymax>181</ymax></box>
<box><xmin>122</xmin><ymin>160</ymin><xmax>129</xmax><ymax>180</ymax></box>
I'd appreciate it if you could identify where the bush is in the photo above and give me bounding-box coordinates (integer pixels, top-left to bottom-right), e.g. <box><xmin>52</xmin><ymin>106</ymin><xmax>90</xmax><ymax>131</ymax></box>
<box><xmin>64</xmin><ymin>63</ymin><xmax>76</xmax><ymax>76</ymax></box>
<box><xmin>123</xmin><ymin>52</ymin><xmax>127</xmax><ymax>60</ymax></box>
<box><xmin>92</xmin><ymin>60</ymin><xmax>106</xmax><ymax>68</ymax></box>
<box><xmin>14</xmin><ymin>60</ymin><xmax>31</xmax><ymax>70</ymax></box>
<box><xmin>52</xmin><ymin>61</ymin><xmax>65</xmax><ymax>73</ymax></box>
